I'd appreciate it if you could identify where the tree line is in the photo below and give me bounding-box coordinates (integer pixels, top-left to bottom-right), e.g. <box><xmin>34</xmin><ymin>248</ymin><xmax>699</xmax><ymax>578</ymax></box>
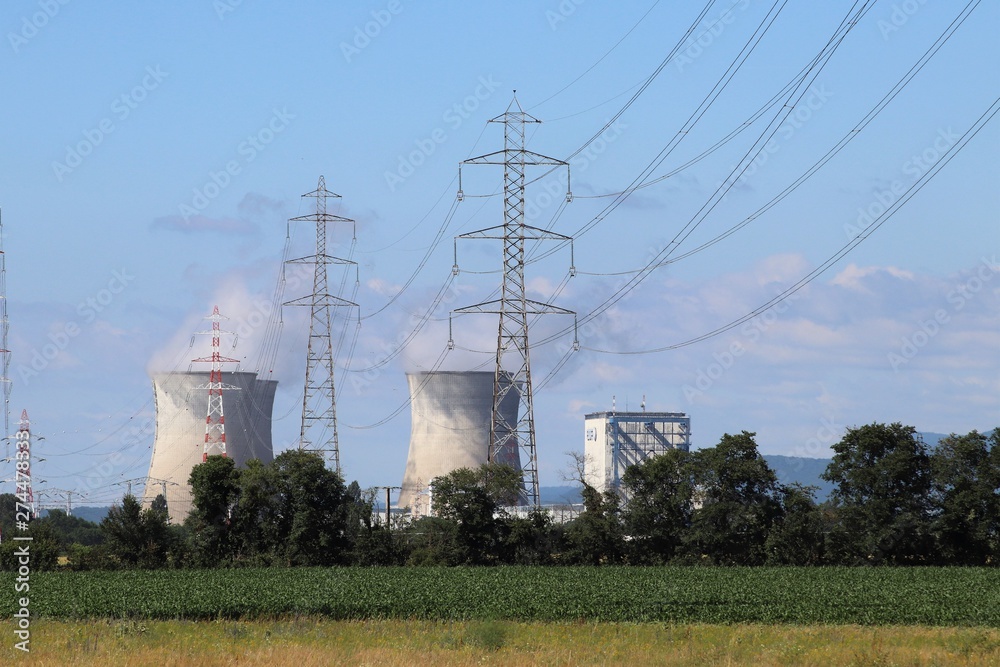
<box><xmin>1</xmin><ymin>423</ymin><xmax>997</xmax><ymax>569</ymax></box>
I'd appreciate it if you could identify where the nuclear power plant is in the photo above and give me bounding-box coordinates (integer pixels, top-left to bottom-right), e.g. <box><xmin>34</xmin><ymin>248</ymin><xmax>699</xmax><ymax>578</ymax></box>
<box><xmin>142</xmin><ymin>371</ymin><xmax>277</xmax><ymax>521</ymax></box>
<box><xmin>398</xmin><ymin>371</ymin><xmax>521</xmax><ymax>515</ymax></box>
<box><xmin>584</xmin><ymin>410</ymin><xmax>691</xmax><ymax>497</ymax></box>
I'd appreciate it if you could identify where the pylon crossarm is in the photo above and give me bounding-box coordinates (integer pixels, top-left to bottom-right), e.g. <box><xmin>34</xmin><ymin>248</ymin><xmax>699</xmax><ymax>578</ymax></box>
<box><xmin>194</xmin><ymin>382</ymin><xmax>241</xmax><ymax>391</ymax></box>
<box><xmin>286</xmin><ymin>254</ymin><xmax>358</xmax><ymax>266</ymax></box>
<box><xmin>458</xmin><ymin>224</ymin><xmax>572</xmax><ymax>241</ymax></box>
<box><xmin>290</xmin><ymin>213</ymin><xmax>354</xmax><ymax>224</ymax></box>
<box><xmin>461</xmin><ymin>150</ymin><xmax>507</xmax><ymax>165</ymax></box>
<box><xmin>455</xmin><ymin>299</ymin><xmax>574</xmax><ymax>316</ymax></box>
<box><xmin>519</xmin><ymin>224</ymin><xmax>572</xmax><ymax>241</ymax></box>
<box><xmin>283</xmin><ymin>294</ymin><xmax>358</xmax><ymax>308</ymax></box>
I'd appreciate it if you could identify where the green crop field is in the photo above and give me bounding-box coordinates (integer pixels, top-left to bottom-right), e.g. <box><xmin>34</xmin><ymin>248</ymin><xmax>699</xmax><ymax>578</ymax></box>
<box><xmin>2</xmin><ymin>567</ymin><xmax>998</xmax><ymax>626</ymax></box>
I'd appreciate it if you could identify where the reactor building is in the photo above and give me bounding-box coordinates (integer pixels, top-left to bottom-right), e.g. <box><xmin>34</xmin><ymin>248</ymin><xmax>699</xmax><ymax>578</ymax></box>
<box><xmin>584</xmin><ymin>409</ymin><xmax>691</xmax><ymax>496</ymax></box>
<box><xmin>142</xmin><ymin>371</ymin><xmax>277</xmax><ymax>522</ymax></box>
<box><xmin>399</xmin><ymin>371</ymin><xmax>521</xmax><ymax>516</ymax></box>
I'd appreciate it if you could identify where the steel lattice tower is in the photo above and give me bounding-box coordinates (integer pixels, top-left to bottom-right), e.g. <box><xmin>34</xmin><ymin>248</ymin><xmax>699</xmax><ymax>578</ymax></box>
<box><xmin>0</xmin><ymin>209</ymin><xmax>11</xmax><ymax>462</ymax></box>
<box><xmin>191</xmin><ymin>306</ymin><xmax>240</xmax><ymax>462</ymax></box>
<box><xmin>285</xmin><ymin>176</ymin><xmax>357</xmax><ymax>472</ymax></box>
<box><xmin>454</xmin><ymin>95</ymin><xmax>574</xmax><ymax>506</ymax></box>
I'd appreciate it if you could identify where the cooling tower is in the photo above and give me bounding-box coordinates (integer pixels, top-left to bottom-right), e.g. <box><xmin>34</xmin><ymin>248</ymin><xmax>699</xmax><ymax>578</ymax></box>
<box><xmin>142</xmin><ymin>371</ymin><xmax>277</xmax><ymax>522</ymax></box>
<box><xmin>399</xmin><ymin>371</ymin><xmax>521</xmax><ymax>515</ymax></box>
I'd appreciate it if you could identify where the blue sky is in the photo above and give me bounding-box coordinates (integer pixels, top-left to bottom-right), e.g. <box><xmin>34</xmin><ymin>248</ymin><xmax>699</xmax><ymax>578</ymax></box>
<box><xmin>0</xmin><ymin>0</ymin><xmax>997</xmax><ymax>506</ymax></box>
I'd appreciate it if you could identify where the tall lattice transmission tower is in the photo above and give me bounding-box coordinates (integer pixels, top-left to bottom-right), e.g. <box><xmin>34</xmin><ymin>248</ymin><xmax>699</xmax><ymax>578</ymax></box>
<box><xmin>453</xmin><ymin>95</ymin><xmax>575</xmax><ymax>507</ymax></box>
<box><xmin>191</xmin><ymin>305</ymin><xmax>240</xmax><ymax>462</ymax></box>
<box><xmin>0</xmin><ymin>209</ymin><xmax>11</xmax><ymax>462</ymax></box>
<box><xmin>285</xmin><ymin>176</ymin><xmax>358</xmax><ymax>473</ymax></box>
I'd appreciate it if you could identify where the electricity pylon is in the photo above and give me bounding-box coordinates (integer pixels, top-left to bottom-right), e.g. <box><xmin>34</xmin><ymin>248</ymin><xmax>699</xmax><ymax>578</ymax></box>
<box><xmin>191</xmin><ymin>306</ymin><xmax>240</xmax><ymax>462</ymax></box>
<box><xmin>285</xmin><ymin>176</ymin><xmax>358</xmax><ymax>473</ymax></box>
<box><xmin>454</xmin><ymin>94</ymin><xmax>575</xmax><ymax>507</ymax></box>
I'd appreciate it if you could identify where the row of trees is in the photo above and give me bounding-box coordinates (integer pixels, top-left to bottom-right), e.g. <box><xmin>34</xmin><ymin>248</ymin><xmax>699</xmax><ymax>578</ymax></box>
<box><xmin>1</xmin><ymin>423</ymin><xmax>997</xmax><ymax>569</ymax></box>
<box><xmin>591</xmin><ymin>424</ymin><xmax>999</xmax><ymax>566</ymax></box>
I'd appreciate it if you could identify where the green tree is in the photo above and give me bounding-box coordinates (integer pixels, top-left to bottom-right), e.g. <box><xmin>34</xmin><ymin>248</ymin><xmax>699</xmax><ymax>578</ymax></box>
<box><xmin>405</xmin><ymin>516</ymin><xmax>461</xmax><ymax>566</ymax></box>
<box><xmin>765</xmin><ymin>484</ymin><xmax>826</xmax><ymax>565</ymax></box>
<box><xmin>270</xmin><ymin>449</ymin><xmax>349</xmax><ymax>566</ymax></box>
<box><xmin>822</xmin><ymin>422</ymin><xmax>933</xmax><ymax>565</ymax></box>
<box><xmin>100</xmin><ymin>494</ymin><xmax>171</xmax><ymax>568</ymax></box>
<box><xmin>40</xmin><ymin>509</ymin><xmax>104</xmax><ymax>549</ymax></box>
<box><xmin>684</xmin><ymin>432</ymin><xmax>784</xmax><ymax>565</ymax></box>
<box><xmin>930</xmin><ymin>428</ymin><xmax>1000</xmax><ymax>565</ymax></box>
<box><xmin>185</xmin><ymin>455</ymin><xmax>241</xmax><ymax>566</ymax></box>
<box><xmin>621</xmin><ymin>448</ymin><xmax>693</xmax><ymax>564</ymax></box>
<box><xmin>0</xmin><ymin>519</ymin><xmax>60</xmax><ymax>571</ymax></box>
<box><xmin>563</xmin><ymin>484</ymin><xmax>625</xmax><ymax>565</ymax></box>
<box><xmin>429</xmin><ymin>463</ymin><xmax>521</xmax><ymax>565</ymax></box>
<box><xmin>231</xmin><ymin>458</ymin><xmax>281</xmax><ymax>564</ymax></box>
<box><xmin>503</xmin><ymin>509</ymin><xmax>560</xmax><ymax>565</ymax></box>
<box><xmin>343</xmin><ymin>482</ymin><xmax>405</xmax><ymax>565</ymax></box>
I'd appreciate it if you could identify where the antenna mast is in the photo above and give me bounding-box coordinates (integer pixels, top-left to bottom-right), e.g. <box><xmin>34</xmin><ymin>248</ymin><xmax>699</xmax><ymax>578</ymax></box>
<box><xmin>191</xmin><ymin>306</ymin><xmax>240</xmax><ymax>462</ymax></box>
<box><xmin>453</xmin><ymin>94</ymin><xmax>575</xmax><ymax>507</ymax></box>
<box><xmin>284</xmin><ymin>175</ymin><xmax>358</xmax><ymax>473</ymax></box>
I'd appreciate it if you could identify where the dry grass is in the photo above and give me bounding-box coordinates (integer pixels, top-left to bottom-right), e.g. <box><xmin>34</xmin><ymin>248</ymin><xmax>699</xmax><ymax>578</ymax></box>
<box><xmin>6</xmin><ymin>619</ymin><xmax>1000</xmax><ymax>666</ymax></box>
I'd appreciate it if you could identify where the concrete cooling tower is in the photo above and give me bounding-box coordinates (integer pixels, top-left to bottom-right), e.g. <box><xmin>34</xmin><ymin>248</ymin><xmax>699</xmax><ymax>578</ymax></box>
<box><xmin>399</xmin><ymin>371</ymin><xmax>521</xmax><ymax>516</ymax></box>
<box><xmin>142</xmin><ymin>371</ymin><xmax>277</xmax><ymax>522</ymax></box>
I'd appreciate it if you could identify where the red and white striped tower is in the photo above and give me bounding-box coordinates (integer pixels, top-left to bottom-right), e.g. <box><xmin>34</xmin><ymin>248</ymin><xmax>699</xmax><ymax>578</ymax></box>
<box><xmin>191</xmin><ymin>306</ymin><xmax>240</xmax><ymax>462</ymax></box>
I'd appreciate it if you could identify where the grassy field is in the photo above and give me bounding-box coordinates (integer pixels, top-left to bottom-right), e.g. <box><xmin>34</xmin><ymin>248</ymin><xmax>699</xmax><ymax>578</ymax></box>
<box><xmin>4</xmin><ymin>618</ymin><xmax>1000</xmax><ymax>666</ymax></box>
<box><xmin>1</xmin><ymin>566</ymin><xmax>998</xmax><ymax>625</ymax></box>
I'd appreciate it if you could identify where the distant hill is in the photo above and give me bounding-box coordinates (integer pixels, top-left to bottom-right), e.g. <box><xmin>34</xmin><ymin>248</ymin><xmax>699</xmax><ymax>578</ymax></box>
<box><xmin>763</xmin><ymin>455</ymin><xmax>833</xmax><ymax>501</ymax></box>
<box><xmin>37</xmin><ymin>505</ymin><xmax>110</xmax><ymax>524</ymax></box>
<box><xmin>539</xmin><ymin>454</ymin><xmax>835</xmax><ymax>505</ymax></box>
<box><xmin>540</xmin><ymin>486</ymin><xmax>583</xmax><ymax>505</ymax></box>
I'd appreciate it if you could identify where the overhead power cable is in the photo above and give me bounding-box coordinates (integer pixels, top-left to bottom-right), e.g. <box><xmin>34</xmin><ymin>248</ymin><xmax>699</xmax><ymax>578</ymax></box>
<box><xmin>581</xmin><ymin>96</ymin><xmax>1000</xmax><ymax>355</ymax></box>
<box><xmin>534</xmin><ymin>0</ymin><xmax>877</xmax><ymax>349</ymax></box>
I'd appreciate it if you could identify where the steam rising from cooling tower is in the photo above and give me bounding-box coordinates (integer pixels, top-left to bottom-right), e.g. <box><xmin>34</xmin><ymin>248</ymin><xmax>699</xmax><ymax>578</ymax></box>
<box><xmin>142</xmin><ymin>371</ymin><xmax>276</xmax><ymax>522</ymax></box>
<box><xmin>399</xmin><ymin>371</ymin><xmax>521</xmax><ymax>515</ymax></box>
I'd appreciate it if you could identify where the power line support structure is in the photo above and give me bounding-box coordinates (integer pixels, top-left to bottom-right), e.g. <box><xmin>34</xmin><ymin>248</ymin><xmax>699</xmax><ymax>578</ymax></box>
<box><xmin>116</xmin><ymin>476</ymin><xmax>179</xmax><ymax>501</ymax></box>
<box><xmin>285</xmin><ymin>176</ymin><xmax>358</xmax><ymax>473</ymax></box>
<box><xmin>42</xmin><ymin>488</ymin><xmax>78</xmax><ymax>516</ymax></box>
<box><xmin>0</xmin><ymin>209</ymin><xmax>11</xmax><ymax>464</ymax></box>
<box><xmin>191</xmin><ymin>306</ymin><xmax>240</xmax><ymax>462</ymax></box>
<box><xmin>453</xmin><ymin>94</ymin><xmax>575</xmax><ymax>507</ymax></box>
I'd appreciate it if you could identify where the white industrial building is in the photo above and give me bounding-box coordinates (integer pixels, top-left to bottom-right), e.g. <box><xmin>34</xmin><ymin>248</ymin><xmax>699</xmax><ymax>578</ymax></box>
<box><xmin>142</xmin><ymin>371</ymin><xmax>276</xmax><ymax>522</ymax></box>
<box><xmin>584</xmin><ymin>410</ymin><xmax>691</xmax><ymax>496</ymax></box>
<box><xmin>398</xmin><ymin>371</ymin><xmax>521</xmax><ymax>516</ymax></box>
